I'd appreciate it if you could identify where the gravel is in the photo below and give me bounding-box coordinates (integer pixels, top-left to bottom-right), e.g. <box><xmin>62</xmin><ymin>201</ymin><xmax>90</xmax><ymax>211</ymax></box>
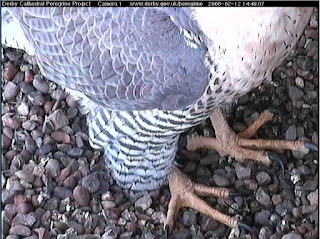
<box><xmin>1</xmin><ymin>9</ymin><xmax>318</xmax><ymax>239</ymax></box>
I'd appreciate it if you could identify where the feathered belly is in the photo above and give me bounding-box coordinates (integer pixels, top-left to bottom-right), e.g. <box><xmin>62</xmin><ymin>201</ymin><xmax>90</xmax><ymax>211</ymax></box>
<box><xmin>85</xmin><ymin>100</ymin><xmax>214</xmax><ymax>192</ymax></box>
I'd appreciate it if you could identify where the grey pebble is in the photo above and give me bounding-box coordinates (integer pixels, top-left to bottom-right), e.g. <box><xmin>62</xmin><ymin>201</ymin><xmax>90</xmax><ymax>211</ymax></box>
<box><xmin>73</xmin><ymin>186</ymin><xmax>90</xmax><ymax>207</ymax></box>
<box><xmin>75</xmin><ymin>135</ymin><xmax>84</xmax><ymax>148</ymax></box>
<box><xmin>7</xmin><ymin>180</ymin><xmax>24</xmax><ymax>192</ymax></box>
<box><xmin>6</xmin><ymin>51</ymin><xmax>23</xmax><ymax>61</ymax></box>
<box><xmin>67</xmin><ymin>148</ymin><xmax>84</xmax><ymax>158</ymax></box>
<box><xmin>28</xmin><ymin>91</ymin><xmax>45</xmax><ymax>106</ymax></box>
<box><xmin>232</xmin><ymin>122</ymin><xmax>247</xmax><ymax>132</ymax></box>
<box><xmin>36</xmin><ymin>144</ymin><xmax>56</xmax><ymax>157</ymax></box>
<box><xmin>3</xmin><ymin>127</ymin><xmax>14</xmax><ymax>139</ymax></box>
<box><xmin>4</xmin><ymin>204</ymin><xmax>17</xmax><ymax>219</ymax></box>
<box><xmin>235</xmin><ymin>163</ymin><xmax>251</xmax><ymax>180</ymax></box>
<box><xmin>183</xmin><ymin>161</ymin><xmax>197</xmax><ymax>173</ymax></box>
<box><xmin>256</xmin><ymin>187</ymin><xmax>271</xmax><ymax>206</ymax></box>
<box><xmin>15</xmin><ymin>169</ymin><xmax>34</xmax><ymax>183</ymax></box>
<box><xmin>135</xmin><ymin>195</ymin><xmax>152</xmax><ymax>211</ymax></box>
<box><xmin>292</xmin><ymin>150</ymin><xmax>306</xmax><ymax>160</ymax></box>
<box><xmin>281</xmin><ymin>189</ymin><xmax>295</xmax><ymax>201</ymax></box>
<box><xmin>68</xmin><ymin>221</ymin><xmax>84</xmax><ymax>235</ymax></box>
<box><xmin>170</xmin><ymin>228</ymin><xmax>192</xmax><ymax>239</ymax></box>
<box><xmin>183</xmin><ymin>210</ymin><xmax>197</xmax><ymax>226</ymax></box>
<box><xmin>19</xmin><ymin>82</ymin><xmax>35</xmax><ymax>94</ymax></box>
<box><xmin>81</xmin><ymin>174</ymin><xmax>101</xmax><ymax>193</ymax></box>
<box><xmin>306</xmin><ymin>90</ymin><xmax>317</xmax><ymax>100</ymax></box>
<box><xmin>13</xmin><ymin>70</ymin><xmax>24</xmax><ymax>83</ymax></box>
<box><xmin>45</xmin><ymin>159</ymin><xmax>60</xmax><ymax>177</ymax></box>
<box><xmin>255</xmin><ymin>210</ymin><xmax>271</xmax><ymax>226</ymax></box>
<box><xmin>119</xmin><ymin>232</ymin><xmax>133</xmax><ymax>239</ymax></box>
<box><xmin>199</xmin><ymin>153</ymin><xmax>220</xmax><ymax>166</ymax></box>
<box><xmin>121</xmin><ymin>210</ymin><xmax>138</xmax><ymax>223</ymax></box>
<box><xmin>63</xmin><ymin>175</ymin><xmax>78</xmax><ymax>190</ymax></box>
<box><xmin>210</xmin><ymin>174</ymin><xmax>231</xmax><ymax>187</ymax></box>
<box><xmin>288</xmin><ymin>86</ymin><xmax>304</xmax><ymax>101</ymax></box>
<box><xmin>272</xmin><ymin>194</ymin><xmax>283</xmax><ymax>206</ymax></box>
<box><xmin>269</xmin><ymin>213</ymin><xmax>281</xmax><ymax>227</ymax></box>
<box><xmin>296</xmin><ymin>126</ymin><xmax>305</xmax><ymax>138</ymax></box>
<box><xmin>48</xmin><ymin>109</ymin><xmax>69</xmax><ymax>131</ymax></box>
<box><xmin>66</xmin><ymin>95</ymin><xmax>80</xmax><ymax>108</ymax></box>
<box><xmin>3</xmin><ymin>82</ymin><xmax>20</xmax><ymax>101</ymax></box>
<box><xmin>33</xmin><ymin>75</ymin><xmax>49</xmax><ymax>93</ymax></box>
<box><xmin>79</xmin><ymin>165</ymin><xmax>90</xmax><ymax>177</ymax></box>
<box><xmin>256</xmin><ymin>171</ymin><xmax>272</xmax><ymax>186</ymax></box>
<box><xmin>281</xmin><ymin>233</ymin><xmax>302</xmax><ymax>239</ymax></box>
<box><xmin>17</xmin><ymin>102</ymin><xmax>29</xmax><ymax>116</ymax></box>
<box><xmin>12</xmin><ymin>212</ymin><xmax>37</xmax><ymax>227</ymax></box>
<box><xmin>200</xmin><ymin>215</ymin><xmax>218</xmax><ymax>231</ymax></box>
<box><xmin>53</xmin><ymin>221</ymin><xmax>68</xmax><ymax>231</ymax></box>
<box><xmin>61</xmin><ymin>125</ymin><xmax>74</xmax><ymax>135</ymax></box>
<box><xmin>5</xmin><ymin>235</ymin><xmax>19</xmax><ymax>239</ymax></box>
<box><xmin>43</xmin><ymin>197</ymin><xmax>60</xmax><ymax>211</ymax></box>
<box><xmin>259</xmin><ymin>227</ymin><xmax>273</xmax><ymax>239</ymax></box>
<box><xmin>16</xmin><ymin>203</ymin><xmax>30</xmax><ymax>214</ymax></box>
<box><xmin>292</xmin><ymin>207</ymin><xmax>302</xmax><ymax>218</ymax></box>
<box><xmin>101</xmin><ymin>200</ymin><xmax>117</xmax><ymax>210</ymax></box>
<box><xmin>13</xmin><ymin>71</ymin><xmax>25</xmax><ymax>83</ymax></box>
<box><xmin>58</xmin><ymin>167</ymin><xmax>70</xmax><ymax>182</ymax></box>
<box><xmin>54</xmin><ymin>186</ymin><xmax>73</xmax><ymax>200</ymax></box>
<box><xmin>150</xmin><ymin>211</ymin><xmax>165</xmax><ymax>224</ymax></box>
<box><xmin>22</xmin><ymin>120</ymin><xmax>37</xmax><ymax>131</ymax></box>
<box><xmin>5</xmin><ymin>150</ymin><xmax>19</xmax><ymax>162</ymax></box>
<box><xmin>56</xmin><ymin>144</ymin><xmax>72</xmax><ymax>153</ymax></box>
<box><xmin>275</xmin><ymin>199</ymin><xmax>294</xmax><ymax>217</ymax></box>
<box><xmin>2</xmin><ymin>134</ymin><xmax>12</xmax><ymax>149</ymax></box>
<box><xmin>9</xmin><ymin>225</ymin><xmax>31</xmax><ymax>237</ymax></box>
<box><xmin>301</xmin><ymin>205</ymin><xmax>317</xmax><ymax>214</ymax></box>
<box><xmin>303</xmin><ymin>180</ymin><xmax>318</xmax><ymax>191</ymax></box>
<box><xmin>285</xmin><ymin>125</ymin><xmax>297</xmax><ymax>141</ymax></box>
<box><xmin>67</xmin><ymin>108</ymin><xmax>78</xmax><ymax>119</ymax></box>
<box><xmin>24</xmin><ymin>234</ymin><xmax>40</xmax><ymax>239</ymax></box>
<box><xmin>50</xmin><ymin>89</ymin><xmax>66</xmax><ymax>101</ymax></box>
<box><xmin>43</xmin><ymin>135</ymin><xmax>55</xmax><ymax>145</ymax></box>
<box><xmin>196</xmin><ymin>165</ymin><xmax>211</xmax><ymax>178</ymax></box>
<box><xmin>243</xmin><ymin>179</ymin><xmax>259</xmax><ymax>191</ymax></box>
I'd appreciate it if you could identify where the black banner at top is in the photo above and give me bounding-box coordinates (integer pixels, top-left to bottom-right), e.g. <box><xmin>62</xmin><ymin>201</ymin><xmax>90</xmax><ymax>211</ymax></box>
<box><xmin>2</xmin><ymin>1</ymin><xmax>319</xmax><ymax>8</ymax></box>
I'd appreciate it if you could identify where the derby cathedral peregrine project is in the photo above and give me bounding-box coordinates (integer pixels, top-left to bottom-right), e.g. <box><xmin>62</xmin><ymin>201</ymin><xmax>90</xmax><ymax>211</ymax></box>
<box><xmin>3</xmin><ymin>7</ymin><xmax>318</xmax><ymax>233</ymax></box>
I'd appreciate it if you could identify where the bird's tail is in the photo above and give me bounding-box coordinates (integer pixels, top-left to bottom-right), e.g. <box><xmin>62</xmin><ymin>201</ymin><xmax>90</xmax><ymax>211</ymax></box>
<box><xmin>1</xmin><ymin>8</ymin><xmax>35</xmax><ymax>55</ymax></box>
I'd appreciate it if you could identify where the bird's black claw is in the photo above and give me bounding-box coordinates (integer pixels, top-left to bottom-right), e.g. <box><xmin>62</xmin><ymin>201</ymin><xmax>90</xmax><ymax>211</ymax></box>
<box><xmin>238</xmin><ymin>221</ymin><xmax>254</xmax><ymax>232</ymax></box>
<box><xmin>229</xmin><ymin>190</ymin><xmax>251</xmax><ymax>197</ymax></box>
<box><xmin>164</xmin><ymin>225</ymin><xmax>171</xmax><ymax>239</ymax></box>
<box><xmin>305</xmin><ymin>142</ymin><xmax>318</xmax><ymax>152</ymax></box>
<box><xmin>268</xmin><ymin>152</ymin><xmax>285</xmax><ymax>175</ymax></box>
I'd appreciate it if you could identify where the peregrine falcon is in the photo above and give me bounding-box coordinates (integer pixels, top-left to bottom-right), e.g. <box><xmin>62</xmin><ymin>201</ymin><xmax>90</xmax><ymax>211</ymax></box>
<box><xmin>3</xmin><ymin>7</ymin><xmax>317</xmax><ymax>233</ymax></box>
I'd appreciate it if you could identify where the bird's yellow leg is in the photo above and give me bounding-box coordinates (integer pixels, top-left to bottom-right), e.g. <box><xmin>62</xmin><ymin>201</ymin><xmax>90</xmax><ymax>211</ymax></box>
<box><xmin>164</xmin><ymin>167</ymin><xmax>245</xmax><ymax>236</ymax></box>
<box><xmin>187</xmin><ymin>108</ymin><xmax>318</xmax><ymax>166</ymax></box>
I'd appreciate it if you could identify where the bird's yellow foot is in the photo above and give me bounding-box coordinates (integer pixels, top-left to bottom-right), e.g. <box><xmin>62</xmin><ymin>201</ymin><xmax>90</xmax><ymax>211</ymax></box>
<box><xmin>164</xmin><ymin>167</ymin><xmax>251</xmax><ymax>237</ymax></box>
<box><xmin>187</xmin><ymin>108</ymin><xmax>318</xmax><ymax>172</ymax></box>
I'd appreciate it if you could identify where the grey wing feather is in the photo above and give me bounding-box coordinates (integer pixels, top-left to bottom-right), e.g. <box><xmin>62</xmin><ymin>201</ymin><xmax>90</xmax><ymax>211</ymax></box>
<box><xmin>6</xmin><ymin>7</ymin><xmax>210</xmax><ymax>111</ymax></box>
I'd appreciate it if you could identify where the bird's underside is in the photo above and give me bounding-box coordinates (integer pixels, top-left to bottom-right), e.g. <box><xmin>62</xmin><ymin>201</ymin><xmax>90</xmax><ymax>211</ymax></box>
<box><xmin>3</xmin><ymin>6</ymin><xmax>317</xmax><ymax>236</ymax></box>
